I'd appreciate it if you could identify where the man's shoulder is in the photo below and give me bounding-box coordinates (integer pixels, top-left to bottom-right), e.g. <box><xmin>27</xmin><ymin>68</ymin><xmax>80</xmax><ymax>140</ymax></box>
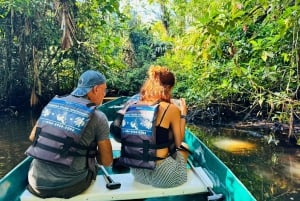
<box><xmin>93</xmin><ymin>110</ymin><xmax>108</xmax><ymax>120</ymax></box>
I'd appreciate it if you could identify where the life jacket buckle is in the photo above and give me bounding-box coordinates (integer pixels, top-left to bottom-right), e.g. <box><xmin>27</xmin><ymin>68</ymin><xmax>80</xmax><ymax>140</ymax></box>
<box><xmin>60</xmin><ymin>136</ymin><xmax>74</xmax><ymax>157</ymax></box>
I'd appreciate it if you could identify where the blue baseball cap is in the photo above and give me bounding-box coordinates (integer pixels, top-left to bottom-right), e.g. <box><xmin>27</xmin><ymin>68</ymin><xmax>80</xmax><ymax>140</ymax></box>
<box><xmin>71</xmin><ymin>70</ymin><xmax>106</xmax><ymax>97</ymax></box>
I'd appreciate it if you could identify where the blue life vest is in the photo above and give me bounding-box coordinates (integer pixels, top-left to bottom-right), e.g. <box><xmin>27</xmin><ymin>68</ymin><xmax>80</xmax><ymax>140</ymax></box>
<box><xmin>119</xmin><ymin>103</ymin><xmax>173</xmax><ymax>169</ymax></box>
<box><xmin>25</xmin><ymin>96</ymin><xmax>97</xmax><ymax>167</ymax></box>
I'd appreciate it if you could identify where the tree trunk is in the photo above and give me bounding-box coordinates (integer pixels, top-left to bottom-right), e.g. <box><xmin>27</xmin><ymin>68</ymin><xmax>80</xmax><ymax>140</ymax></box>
<box><xmin>5</xmin><ymin>10</ymin><xmax>13</xmax><ymax>107</ymax></box>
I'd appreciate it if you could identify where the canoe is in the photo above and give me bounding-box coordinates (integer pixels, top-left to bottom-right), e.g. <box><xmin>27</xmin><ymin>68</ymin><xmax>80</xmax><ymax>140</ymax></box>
<box><xmin>0</xmin><ymin>96</ymin><xmax>256</xmax><ymax>201</ymax></box>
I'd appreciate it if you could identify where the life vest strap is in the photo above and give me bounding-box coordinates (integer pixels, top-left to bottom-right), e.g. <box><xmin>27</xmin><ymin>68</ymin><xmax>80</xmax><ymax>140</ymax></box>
<box><xmin>121</xmin><ymin>150</ymin><xmax>165</xmax><ymax>161</ymax></box>
<box><xmin>121</xmin><ymin>139</ymin><xmax>171</xmax><ymax>150</ymax></box>
<box><xmin>33</xmin><ymin>142</ymin><xmax>83</xmax><ymax>156</ymax></box>
<box><xmin>33</xmin><ymin>131</ymin><xmax>97</xmax><ymax>158</ymax></box>
<box><xmin>121</xmin><ymin>139</ymin><xmax>170</xmax><ymax>162</ymax></box>
<box><xmin>36</xmin><ymin>131</ymin><xmax>88</xmax><ymax>150</ymax></box>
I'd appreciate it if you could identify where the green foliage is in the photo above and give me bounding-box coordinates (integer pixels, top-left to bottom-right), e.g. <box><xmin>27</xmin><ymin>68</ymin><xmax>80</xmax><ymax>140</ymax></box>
<box><xmin>0</xmin><ymin>0</ymin><xmax>299</xmax><ymax>127</ymax></box>
<box><xmin>128</xmin><ymin>29</ymin><xmax>171</xmax><ymax>67</ymax></box>
<box><xmin>107</xmin><ymin>65</ymin><xmax>149</xmax><ymax>96</ymax></box>
<box><xmin>108</xmin><ymin>27</ymin><xmax>172</xmax><ymax>96</ymax></box>
<box><xmin>151</xmin><ymin>0</ymin><xmax>300</xmax><ymax>125</ymax></box>
<box><xmin>0</xmin><ymin>0</ymin><xmax>127</xmax><ymax>108</ymax></box>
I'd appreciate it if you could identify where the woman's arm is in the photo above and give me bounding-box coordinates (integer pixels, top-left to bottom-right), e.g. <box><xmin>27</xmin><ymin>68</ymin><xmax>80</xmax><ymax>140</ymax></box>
<box><xmin>109</xmin><ymin>113</ymin><xmax>124</xmax><ymax>143</ymax></box>
<box><xmin>170</xmin><ymin>98</ymin><xmax>187</xmax><ymax>147</ymax></box>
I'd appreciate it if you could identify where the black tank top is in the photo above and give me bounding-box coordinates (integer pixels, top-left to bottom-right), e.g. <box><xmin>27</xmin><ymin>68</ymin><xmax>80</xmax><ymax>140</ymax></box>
<box><xmin>156</xmin><ymin>104</ymin><xmax>171</xmax><ymax>145</ymax></box>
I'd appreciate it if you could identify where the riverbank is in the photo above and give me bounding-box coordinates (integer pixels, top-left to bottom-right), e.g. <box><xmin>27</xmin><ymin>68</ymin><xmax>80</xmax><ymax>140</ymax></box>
<box><xmin>187</xmin><ymin>103</ymin><xmax>300</xmax><ymax>148</ymax></box>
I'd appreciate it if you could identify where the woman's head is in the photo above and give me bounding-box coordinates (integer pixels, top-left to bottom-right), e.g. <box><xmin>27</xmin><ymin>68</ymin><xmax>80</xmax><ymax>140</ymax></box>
<box><xmin>140</xmin><ymin>65</ymin><xmax>175</xmax><ymax>102</ymax></box>
<box><xmin>148</xmin><ymin>65</ymin><xmax>175</xmax><ymax>87</ymax></box>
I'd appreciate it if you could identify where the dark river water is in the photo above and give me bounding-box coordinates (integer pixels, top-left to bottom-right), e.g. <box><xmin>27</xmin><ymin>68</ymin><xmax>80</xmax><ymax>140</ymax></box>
<box><xmin>0</xmin><ymin>111</ymin><xmax>299</xmax><ymax>201</ymax></box>
<box><xmin>188</xmin><ymin>125</ymin><xmax>300</xmax><ymax>201</ymax></box>
<box><xmin>0</xmin><ymin>112</ymin><xmax>34</xmax><ymax>179</ymax></box>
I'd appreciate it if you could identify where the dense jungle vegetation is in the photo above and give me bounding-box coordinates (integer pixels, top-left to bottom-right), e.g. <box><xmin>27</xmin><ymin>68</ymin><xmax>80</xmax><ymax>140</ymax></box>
<box><xmin>0</xmin><ymin>0</ymin><xmax>300</xmax><ymax>138</ymax></box>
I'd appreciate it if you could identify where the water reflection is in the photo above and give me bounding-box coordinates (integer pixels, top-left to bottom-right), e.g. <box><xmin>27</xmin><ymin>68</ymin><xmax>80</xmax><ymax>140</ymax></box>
<box><xmin>0</xmin><ymin>112</ymin><xmax>34</xmax><ymax>178</ymax></box>
<box><xmin>212</xmin><ymin>137</ymin><xmax>257</xmax><ymax>154</ymax></box>
<box><xmin>188</xmin><ymin>125</ymin><xmax>300</xmax><ymax>201</ymax></box>
<box><xmin>252</xmin><ymin>151</ymin><xmax>300</xmax><ymax>200</ymax></box>
<box><xmin>279</xmin><ymin>152</ymin><xmax>300</xmax><ymax>183</ymax></box>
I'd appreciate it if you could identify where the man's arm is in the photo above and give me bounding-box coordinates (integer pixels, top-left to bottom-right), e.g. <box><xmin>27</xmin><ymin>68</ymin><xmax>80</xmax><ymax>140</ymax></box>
<box><xmin>96</xmin><ymin>139</ymin><xmax>113</xmax><ymax>166</ymax></box>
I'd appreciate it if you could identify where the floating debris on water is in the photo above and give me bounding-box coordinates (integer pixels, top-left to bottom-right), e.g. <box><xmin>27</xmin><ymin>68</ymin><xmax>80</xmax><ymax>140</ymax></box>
<box><xmin>264</xmin><ymin>134</ymin><xmax>280</xmax><ymax>145</ymax></box>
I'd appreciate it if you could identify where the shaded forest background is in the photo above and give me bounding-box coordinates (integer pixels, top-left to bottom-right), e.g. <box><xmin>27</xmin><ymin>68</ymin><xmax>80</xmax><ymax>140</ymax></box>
<box><xmin>0</xmin><ymin>0</ymin><xmax>300</xmax><ymax>137</ymax></box>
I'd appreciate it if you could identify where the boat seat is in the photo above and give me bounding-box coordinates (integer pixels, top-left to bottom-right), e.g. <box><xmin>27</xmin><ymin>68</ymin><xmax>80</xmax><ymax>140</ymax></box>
<box><xmin>20</xmin><ymin>166</ymin><xmax>213</xmax><ymax>201</ymax></box>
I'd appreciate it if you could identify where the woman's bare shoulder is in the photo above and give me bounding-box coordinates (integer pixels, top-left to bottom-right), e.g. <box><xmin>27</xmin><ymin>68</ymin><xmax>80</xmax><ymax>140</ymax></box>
<box><xmin>159</xmin><ymin>102</ymin><xmax>180</xmax><ymax>113</ymax></box>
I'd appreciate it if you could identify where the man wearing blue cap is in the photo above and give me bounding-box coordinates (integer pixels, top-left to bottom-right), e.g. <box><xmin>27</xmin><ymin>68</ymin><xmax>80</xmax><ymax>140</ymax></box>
<box><xmin>26</xmin><ymin>70</ymin><xmax>113</xmax><ymax>198</ymax></box>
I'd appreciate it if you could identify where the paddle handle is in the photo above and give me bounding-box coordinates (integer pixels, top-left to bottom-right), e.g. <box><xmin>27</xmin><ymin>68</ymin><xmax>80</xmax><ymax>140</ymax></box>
<box><xmin>99</xmin><ymin>165</ymin><xmax>113</xmax><ymax>181</ymax></box>
<box><xmin>105</xmin><ymin>175</ymin><xmax>114</xmax><ymax>183</ymax></box>
<box><xmin>98</xmin><ymin>164</ymin><xmax>121</xmax><ymax>190</ymax></box>
<box><xmin>99</xmin><ymin>165</ymin><xmax>109</xmax><ymax>176</ymax></box>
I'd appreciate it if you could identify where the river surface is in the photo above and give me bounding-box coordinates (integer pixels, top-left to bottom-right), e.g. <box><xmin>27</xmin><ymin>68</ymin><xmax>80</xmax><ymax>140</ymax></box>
<box><xmin>188</xmin><ymin>125</ymin><xmax>300</xmax><ymax>201</ymax></box>
<box><xmin>0</xmin><ymin>112</ymin><xmax>34</xmax><ymax>179</ymax></box>
<box><xmin>0</xmin><ymin>112</ymin><xmax>299</xmax><ymax>201</ymax></box>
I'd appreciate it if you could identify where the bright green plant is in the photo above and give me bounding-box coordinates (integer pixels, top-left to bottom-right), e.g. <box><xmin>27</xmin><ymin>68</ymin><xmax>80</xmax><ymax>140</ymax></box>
<box><xmin>147</xmin><ymin>0</ymin><xmax>300</xmax><ymax>132</ymax></box>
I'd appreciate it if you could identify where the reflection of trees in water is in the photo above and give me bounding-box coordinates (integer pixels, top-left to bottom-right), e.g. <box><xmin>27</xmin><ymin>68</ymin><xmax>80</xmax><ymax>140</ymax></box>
<box><xmin>188</xmin><ymin>125</ymin><xmax>300</xmax><ymax>201</ymax></box>
<box><xmin>279</xmin><ymin>152</ymin><xmax>300</xmax><ymax>184</ymax></box>
<box><xmin>0</xmin><ymin>113</ymin><xmax>33</xmax><ymax>178</ymax></box>
<box><xmin>0</xmin><ymin>139</ymin><xmax>31</xmax><ymax>176</ymax></box>
<box><xmin>266</xmin><ymin>152</ymin><xmax>300</xmax><ymax>201</ymax></box>
<box><xmin>212</xmin><ymin>137</ymin><xmax>256</xmax><ymax>154</ymax></box>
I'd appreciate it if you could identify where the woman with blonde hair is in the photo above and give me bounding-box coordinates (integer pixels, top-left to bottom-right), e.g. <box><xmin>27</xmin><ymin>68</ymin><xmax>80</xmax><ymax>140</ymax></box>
<box><xmin>111</xmin><ymin>65</ymin><xmax>189</xmax><ymax>188</ymax></box>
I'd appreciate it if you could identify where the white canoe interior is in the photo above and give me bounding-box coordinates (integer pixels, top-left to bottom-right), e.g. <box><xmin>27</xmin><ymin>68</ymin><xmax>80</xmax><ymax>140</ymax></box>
<box><xmin>20</xmin><ymin>138</ymin><xmax>213</xmax><ymax>201</ymax></box>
